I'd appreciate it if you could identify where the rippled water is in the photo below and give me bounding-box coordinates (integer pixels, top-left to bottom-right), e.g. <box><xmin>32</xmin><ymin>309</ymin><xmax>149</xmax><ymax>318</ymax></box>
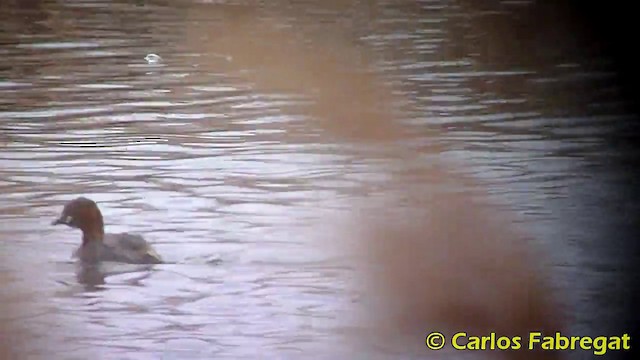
<box><xmin>1</xmin><ymin>1</ymin><xmax>636</xmax><ymax>359</ymax></box>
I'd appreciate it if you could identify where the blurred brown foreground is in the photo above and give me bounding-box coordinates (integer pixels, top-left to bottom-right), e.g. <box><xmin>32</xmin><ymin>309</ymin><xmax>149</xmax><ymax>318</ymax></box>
<box><xmin>184</xmin><ymin>4</ymin><xmax>566</xmax><ymax>359</ymax></box>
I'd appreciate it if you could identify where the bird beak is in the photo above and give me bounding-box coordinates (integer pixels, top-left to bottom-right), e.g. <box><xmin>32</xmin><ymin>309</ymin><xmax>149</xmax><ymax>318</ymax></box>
<box><xmin>52</xmin><ymin>218</ymin><xmax>63</xmax><ymax>225</ymax></box>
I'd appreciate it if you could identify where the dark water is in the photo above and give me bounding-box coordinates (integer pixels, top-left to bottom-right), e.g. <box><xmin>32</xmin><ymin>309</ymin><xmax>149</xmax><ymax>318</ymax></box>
<box><xmin>1</xmin><ymin>1</ymin><xmax>636</xmax><ymax>359</ymax></box>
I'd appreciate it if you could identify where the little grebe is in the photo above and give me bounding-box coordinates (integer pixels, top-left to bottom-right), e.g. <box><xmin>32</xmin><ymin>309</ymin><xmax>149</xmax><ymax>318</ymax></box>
<box><xmin>52</xmin><ymin>197</ymin><xmax>162</xmax><ymax>264</ymax></box>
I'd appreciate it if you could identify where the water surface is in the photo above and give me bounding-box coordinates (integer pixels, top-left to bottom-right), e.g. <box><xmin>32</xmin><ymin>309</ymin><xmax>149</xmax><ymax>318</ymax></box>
<box><xmin>1</xmin><ymin>1</ymin><xmax>635</xmax><ymax>359</ymax></box>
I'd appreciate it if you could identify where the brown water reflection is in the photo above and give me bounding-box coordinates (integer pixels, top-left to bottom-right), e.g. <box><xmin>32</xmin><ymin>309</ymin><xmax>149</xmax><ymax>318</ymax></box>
<box><xmin>1</xmin><ymin>1</ymin><xmax>635</xmax><ymax>359</ymax></box>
